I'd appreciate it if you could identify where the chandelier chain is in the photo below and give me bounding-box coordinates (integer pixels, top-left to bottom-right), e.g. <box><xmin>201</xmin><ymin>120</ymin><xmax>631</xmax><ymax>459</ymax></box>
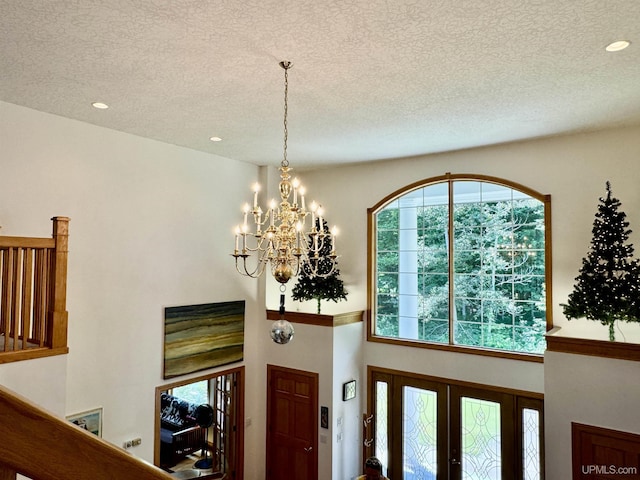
<box><xmin>282</xmin><ymin>63</ymin><xmax>289</xmax><ymax>168</ymax></box>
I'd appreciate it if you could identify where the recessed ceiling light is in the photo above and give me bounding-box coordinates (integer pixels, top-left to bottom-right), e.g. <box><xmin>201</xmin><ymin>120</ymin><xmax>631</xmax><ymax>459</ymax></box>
<box><xmin>605</xmin><ymin>40</ymin><xmax>630</xmax><ymax>52</ymax></box>
<box><xmin>92</xmin><ymin>102</ymin><xmax>109</xmax><ymax>109</ymax></box>
<box><xmin>209</xmin><ymin>136</ymin><xmax>222</xmax><ymax>142</ymax></box>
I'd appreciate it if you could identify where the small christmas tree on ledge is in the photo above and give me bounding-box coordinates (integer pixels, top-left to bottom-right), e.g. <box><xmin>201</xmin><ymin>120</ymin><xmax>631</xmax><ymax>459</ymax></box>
<box><xmin>561</xmin><ymin>181</ymin><xmax>640</xmax><ymax>341</ymax></box>
<box><xmin>292</xmin><ymin>218</ymin><xmax>347</xmax><ymax>314</ymax></box>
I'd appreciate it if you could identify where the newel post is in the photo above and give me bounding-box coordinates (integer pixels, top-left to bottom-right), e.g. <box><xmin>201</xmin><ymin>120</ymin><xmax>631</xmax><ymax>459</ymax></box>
<box><xmin>48</xmin><ymin>216</ymin><xmax>70</xmax><ymax>350</ymax></box>
<box><xmin>0</xmin><ymin>462</ymin><xmax>18</xmax><ymax>480</ymax></box>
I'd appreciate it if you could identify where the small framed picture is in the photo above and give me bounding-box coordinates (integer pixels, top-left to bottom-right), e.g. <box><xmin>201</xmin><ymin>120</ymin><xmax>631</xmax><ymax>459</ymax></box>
<box><xmin>343</xmin><ymin>380</ymin><xmax>356</xmax><ymax>401</ymax></box>
<box><xmin>321</xmin><ymin>406</ymin><xmax>329</xmax><ymax>429</ymax></box>
<box><xmin>67</xmin><ymin>407</ymin><xmax>103</xmax><ymax>437</ymax></box>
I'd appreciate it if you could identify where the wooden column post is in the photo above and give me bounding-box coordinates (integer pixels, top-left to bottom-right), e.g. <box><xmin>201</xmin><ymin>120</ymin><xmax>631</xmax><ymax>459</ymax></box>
<box><xmin>47</xmin><ymin>216</ymin><xmax>69</xmax><ymax>349</ymax></box>
<box><xmin>0</xmin><ymin>463</ymin><xmax>17</xmax><ymax>480</ymax></box>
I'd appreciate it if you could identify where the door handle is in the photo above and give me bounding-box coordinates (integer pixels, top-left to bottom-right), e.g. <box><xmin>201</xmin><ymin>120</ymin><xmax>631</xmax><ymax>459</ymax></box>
<box><xmin>450</xmin><ymin>448</ymin><xmax>461</xmax><ymax>466</ymax></box>
<box><xmin>304</xmin><ymin>446</ymin><xmax>313</xmax><ymax>453</ymax></box>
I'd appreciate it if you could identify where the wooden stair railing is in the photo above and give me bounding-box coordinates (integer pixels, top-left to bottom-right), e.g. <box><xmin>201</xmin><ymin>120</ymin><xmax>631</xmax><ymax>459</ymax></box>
<box><xmin>0</xmin><ymin>217</ymin><xmax>69</xmax><ymax>364</ymax></box>
<box><xmin>0</xmin><ymin>384</ymin><xmax>174</xmax><ymax>480</ymax></box>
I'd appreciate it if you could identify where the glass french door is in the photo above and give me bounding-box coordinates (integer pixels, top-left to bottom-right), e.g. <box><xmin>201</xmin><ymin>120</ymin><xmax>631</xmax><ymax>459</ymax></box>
<box><xmin>449</xmin><ymin>386</ymin><xmax>514</xmax><ymax>480</ymax></box>
<box><xmin>367</xmin><ymin>369</ymin><xmax>544</xmax><ymax>480</ymax></box>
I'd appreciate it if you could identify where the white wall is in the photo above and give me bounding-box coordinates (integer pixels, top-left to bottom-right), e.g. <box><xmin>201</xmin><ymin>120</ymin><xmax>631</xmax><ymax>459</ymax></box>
<box><xmin>262</xmin><ymin>322</ymin><xmax>334</xmax><ymax>479</ymax></box>
<box><xmin>299</xmin><ymin>124</ymin><xmax>640</xmax><ymax>477</ymax></box>
<box><xmin>259</xmin><ymin>314</ymin><xmax>363</xmax><ymax>480</ymax></box>
<box><xmin>0</xmin><ymin>101</ymin><xmax>263</xmax><ymax>478</ymax></box>
<box><xmin>544</xmin><ymin>351</ymin><xmax>640</xmax><ymax>479</ymax></box>
<box><xmin>332</xmin><ymin>321</ymin><xmax>364</xmax><ymax>480</ymax></box>
<box><xmin>0</xmin><ymin>355</ymin><xmax>68</xmax><ymax>416</ymax></box>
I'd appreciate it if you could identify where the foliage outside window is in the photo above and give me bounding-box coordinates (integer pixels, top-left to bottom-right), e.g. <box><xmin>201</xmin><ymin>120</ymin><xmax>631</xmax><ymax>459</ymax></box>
<box><xmin>171</xmin><ymin>380</ymin><xmax>209</xmax><ymax>405</ymax></box>
<box><xmin>370</xmin><ymin>174</ymin><xmax>551</xmax><ymax>355</ymax></box>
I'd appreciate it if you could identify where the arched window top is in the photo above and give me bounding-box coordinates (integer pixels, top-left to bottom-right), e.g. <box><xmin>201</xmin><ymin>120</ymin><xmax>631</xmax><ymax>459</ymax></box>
<box><xmin>368</xmin><ymin>173</ymin><xmax>551</xmax><ymax>359</ymax></box>
<box><xmin>371</xmin><ymin>173</ymin><xmax>549</xmax><ymax>213</ymax></box>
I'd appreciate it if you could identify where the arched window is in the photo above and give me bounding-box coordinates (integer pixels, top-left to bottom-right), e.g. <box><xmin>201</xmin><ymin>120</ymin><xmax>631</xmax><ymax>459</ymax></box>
<box><xmin>368</xmin><ymin>173</ymin><xmax>551</xmax><ymax>357</ymax></box>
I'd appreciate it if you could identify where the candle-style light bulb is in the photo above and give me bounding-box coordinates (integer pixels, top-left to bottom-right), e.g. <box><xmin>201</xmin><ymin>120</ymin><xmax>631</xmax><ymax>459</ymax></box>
<box><xmin>310</xmin><ymin>201</ymin><xmax>317</xmax><ymax>229</ymax></box>
<box><xmin>252</xmin><ymin>183</ymin><xmax>261</xmax><ymax>208</ymax></box>
<box><xmin>234</xmin><ymin>226</ymin><xmax>241</xmax><ymax>252</ymax></box>
<box><xmin>298</xmin><ymin>185</ymin><xmax>306</xmax><ymax>211</ymax></box>
<box><xmin>256</xmin><ymin>206</ymin><xmax>263</xmax><ymax>229</ymax></box>
<box><xmin>240</xmin><ymin>223</ymin><xmax>248</xmax><ymax>250</ymax></box>
<box><xmin>243</xmin><ymin>203</ymin><xmax>250</xmax><ymax>227</ymax></box>
<box><xmin>292</xmin><ymin>177</ymin><xmax>300</xmax><ymax>205</ymax></box>
<box><xmin>317</xmin><ymin>206</ymin><xmax>325</xmax><ymax>231</ymax></box>
<box><xmin>296</xmin><ymin>221</ymin><xmax>303</xmax><ymax>249</ymax></box>
<box><xmin>331</xmin><ymin>226</ymin><xmax>338</xmax><ymax>252</ymax></box>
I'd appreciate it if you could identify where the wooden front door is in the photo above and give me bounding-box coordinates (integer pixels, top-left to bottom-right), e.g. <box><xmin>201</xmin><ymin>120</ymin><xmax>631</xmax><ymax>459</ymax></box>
<box><xmin>572</xmin><ymin>423</ymin><xmax>640</xmax><ymax>479</ymax></box>
<box><xmin>266</xmin><ymin>365</ymin><xmax>318</xmax><ymax>480</ymax></box>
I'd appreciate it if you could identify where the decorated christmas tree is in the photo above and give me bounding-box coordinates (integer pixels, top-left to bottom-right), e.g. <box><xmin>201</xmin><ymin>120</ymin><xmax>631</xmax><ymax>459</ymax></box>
<box><xmin>292</xmin><ymin>218</ymin><xmax>347</xmax><ymax>314</ymax></box>
<box><xmin>561</xmin><ymin>182</ymin><xmax>640</xmax><ymax>340</ymax></box>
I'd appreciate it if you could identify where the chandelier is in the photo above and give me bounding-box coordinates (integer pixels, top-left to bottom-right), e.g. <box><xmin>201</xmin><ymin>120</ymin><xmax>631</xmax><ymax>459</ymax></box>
<box><xmin>232</xmin><ymin>61</ymin><xmax>339</xmax><ymax>286</ymax></box>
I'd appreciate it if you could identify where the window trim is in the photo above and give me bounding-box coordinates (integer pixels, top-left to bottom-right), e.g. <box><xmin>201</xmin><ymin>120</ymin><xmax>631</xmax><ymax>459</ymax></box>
<box><xmin>367</xmin><ymin>172</ymin><xmax>552</xmax><ymax>362</ymax></box>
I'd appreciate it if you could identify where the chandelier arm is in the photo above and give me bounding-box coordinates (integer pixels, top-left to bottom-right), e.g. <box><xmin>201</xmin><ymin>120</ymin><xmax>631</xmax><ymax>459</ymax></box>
<box><xmin>302</xmin><ymin>258</ymin><xmax>337</xmax><ymax>278</ymax></box>
<box><xmin>234</xmin><ymin>250</ymin><xmax>270</xmax><ymax>278</ymax></box>
<box><xmin>234</xmin><ymin>257</ymin><xmax>259</xmax><ymax>278</ymax></box>
<box><xmin>243</xmin><ymin>240</ymin><xmax>269</xmax><ymax>252</ymax></box>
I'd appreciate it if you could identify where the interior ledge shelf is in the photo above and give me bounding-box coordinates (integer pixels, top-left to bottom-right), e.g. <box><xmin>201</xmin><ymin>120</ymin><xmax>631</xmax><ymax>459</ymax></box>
<box><xmin>546</xmin><ymin>327</ymin><xmax>640</xmax><ymax>362</ymax></box>
<box><xmin>265</xmin><ymin>310</ymin><xmax>363</xmax><ymax>327</ymax></box>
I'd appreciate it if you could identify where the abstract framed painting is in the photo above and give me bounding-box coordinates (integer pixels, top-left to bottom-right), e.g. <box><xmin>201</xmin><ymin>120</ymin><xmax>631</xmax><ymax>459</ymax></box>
<box><xmin>163</xmin><ymin>300</ymin><xmax>245</xmax><ymax>379</ymax></box>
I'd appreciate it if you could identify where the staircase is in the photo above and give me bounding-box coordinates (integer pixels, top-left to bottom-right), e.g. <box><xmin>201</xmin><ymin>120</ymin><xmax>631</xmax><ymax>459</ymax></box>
<box><xmin>0</xmin><ymin>384</ymin><xmax>174</xmax><ymax>480</ymax></box>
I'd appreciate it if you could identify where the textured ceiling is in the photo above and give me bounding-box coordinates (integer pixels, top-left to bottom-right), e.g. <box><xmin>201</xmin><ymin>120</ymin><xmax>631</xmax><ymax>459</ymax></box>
<box><xmin>2</xmin><ymin>1</ymin><xmax>640</xmax><ymax>168</ymax></box>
